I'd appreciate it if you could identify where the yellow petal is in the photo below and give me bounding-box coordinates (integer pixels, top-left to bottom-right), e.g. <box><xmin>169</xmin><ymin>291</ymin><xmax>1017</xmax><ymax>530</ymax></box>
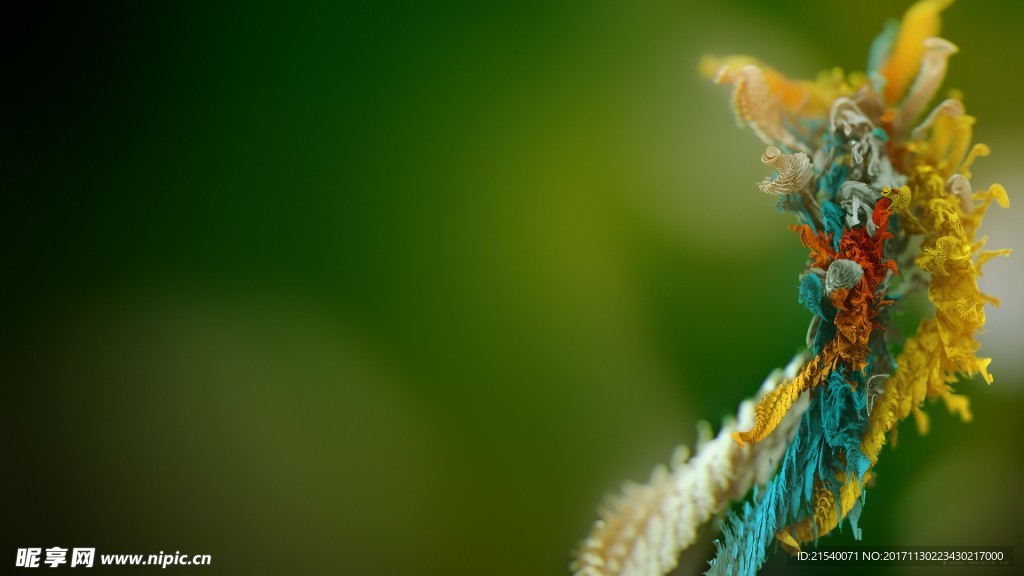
<box><xmin>880</xmin><ymin>0</ymin><xmax>954</xmax><ymax>104</ymax></box>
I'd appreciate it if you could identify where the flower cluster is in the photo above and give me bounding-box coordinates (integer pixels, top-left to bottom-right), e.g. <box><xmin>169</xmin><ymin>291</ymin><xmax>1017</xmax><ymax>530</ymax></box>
<box><xmin>572</xmin><ymin>1</ymin><xmax>1008</xmax><ymax>575</ymax></box>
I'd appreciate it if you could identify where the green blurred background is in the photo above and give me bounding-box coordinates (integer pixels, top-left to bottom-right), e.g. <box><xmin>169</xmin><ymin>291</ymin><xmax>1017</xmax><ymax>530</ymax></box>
<box><xmin>7</xmin><ymin>1</ymin><xmax>1022</xmax><ymax>574</ymax></box>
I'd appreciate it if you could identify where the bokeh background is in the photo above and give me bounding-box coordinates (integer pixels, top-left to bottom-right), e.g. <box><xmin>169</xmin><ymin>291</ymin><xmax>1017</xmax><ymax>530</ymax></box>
<box><xmin>7</xmin><ymin>1</ymin><xmax>1022</xmax><ymax>574</ymax></box>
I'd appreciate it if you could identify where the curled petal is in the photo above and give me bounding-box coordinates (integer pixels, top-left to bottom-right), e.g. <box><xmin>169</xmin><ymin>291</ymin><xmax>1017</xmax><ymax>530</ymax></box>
<box><xmin>881</xmin><ymin>185</ymin><xmax>912</xmax><ymax>213</ymax></box>
<box><xmin>958</xmin><ymin>143</ymin><xmax>990</xmax><ymax>179</ymax></box>
<box><xmin>830</xmin><ymin>97</ymin><xmax>889</xmax><ymax>181</ymax></box>
<box><xmin>895</xmin><ymin>37</ymin><xmax>958</xmax><ymax>133</ymax></box>
<box><xmin>911</xmin><ymin>98</ymin><xmax>964</xmax><ymax>141</ymax></box>
<box><xmin>878</xmin><ymin>0</ymin><xmax>954</xmax><ymax>104</ymax></box>
<box><xmin>910</xmin><ymin>99</ymin><xmax>977</xmax><ymax>177</ymax></box>
<box><xmin>714</xmin><ymin>64</ymin><xmax>809</xmax><ymax>153</ymax></box>
<box><xmin>825</xmin><ymin>259</ymin><xmax>865</xmax><ymax>295</ymax></box>
<box><xmin>946</xmin><ymin>173</ymin><xmax>973</xmax><ymax>214</ymax></box>
<box><xmin>704</xmin><ymin>56</ymin><xmax>852</xmax><ymax>154</ymax></box>
<box><xmin>838</xmin><ymin>181</ymin><xmax>882</xmax><ymax>234</ymax></box>
<box><xmin>759</xmin><ymin>146</ymin><xmax>813</xmax><ymax>195</ymax></box>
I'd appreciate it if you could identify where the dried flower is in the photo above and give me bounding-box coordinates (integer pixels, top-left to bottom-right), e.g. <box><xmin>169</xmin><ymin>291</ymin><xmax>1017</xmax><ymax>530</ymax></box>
<box><xmin>572</xmin><ymin>1</ymin><xmax>1009</xmax><ymax>574</ymax></box>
